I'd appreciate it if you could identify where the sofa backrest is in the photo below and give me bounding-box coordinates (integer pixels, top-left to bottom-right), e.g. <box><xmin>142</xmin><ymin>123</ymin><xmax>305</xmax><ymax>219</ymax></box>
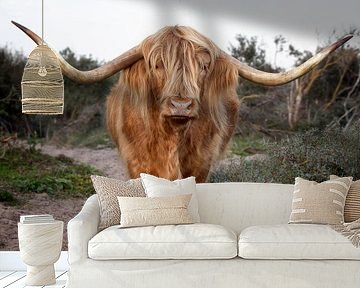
<box><xmin>196</xmin><ymin>182</ymin><xmax>294</xmax><ymax>233</ymax></box>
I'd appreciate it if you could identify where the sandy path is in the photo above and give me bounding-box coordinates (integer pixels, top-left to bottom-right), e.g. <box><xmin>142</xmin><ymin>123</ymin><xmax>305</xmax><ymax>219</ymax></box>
<box><xmin>40</xmin><ymin>144</ymin><xmax>129</xmax><ymax>180</ymax></box>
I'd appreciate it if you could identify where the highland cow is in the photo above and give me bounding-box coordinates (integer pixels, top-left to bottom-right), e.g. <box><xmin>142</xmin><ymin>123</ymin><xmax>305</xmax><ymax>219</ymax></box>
<box><xmin>13</xmin><ymin>21</ymin><xmax>351</xmax><ymax>182</ymax></box>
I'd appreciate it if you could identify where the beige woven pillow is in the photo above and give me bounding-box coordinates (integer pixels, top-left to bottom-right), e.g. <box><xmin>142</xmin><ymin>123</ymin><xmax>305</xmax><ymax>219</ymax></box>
<box><xmin>289</xmin><ymin>177</ymin><xmax>352</xmax><ymax>225</ymax></box>
<box><xmin>330</xmin><ymin>175</ymin><xmax>360</xmax><ymax>223</ymax></box>
<box><xmin>117</xmin><ymin>194</ymin><xmax>193</xmax><ymax>228</ymax></box>
<box><xmin>91</xmin><ymin>175</ymin><xmax>146</xmax><ymax>229</ymax></box>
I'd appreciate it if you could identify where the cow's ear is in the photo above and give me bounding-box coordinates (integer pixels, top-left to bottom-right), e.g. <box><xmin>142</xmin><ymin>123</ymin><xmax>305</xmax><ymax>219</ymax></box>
<box><xmin>205</xmin><ymin>57</ymin><xmax>238</xmax><ymax>132</ymax></box>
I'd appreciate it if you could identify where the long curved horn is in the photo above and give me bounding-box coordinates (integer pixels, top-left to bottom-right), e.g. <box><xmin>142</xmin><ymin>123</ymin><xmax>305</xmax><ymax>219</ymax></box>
<box><xmin>229</xmin><ymin>35</ymin><xmax>353</xmax><ymax>86</ymax></box>
<box><xmin>12</xmin><ymin>21</ymin><xmax>143</xmax><ymax>84</ymax></box>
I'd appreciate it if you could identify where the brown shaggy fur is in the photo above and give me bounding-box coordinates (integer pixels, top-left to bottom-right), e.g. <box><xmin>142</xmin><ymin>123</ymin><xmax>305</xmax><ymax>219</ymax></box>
<box><xmin>107</xmin><ymin>26</ymin><xmax>239</xmax><ymax>182</ymax></box>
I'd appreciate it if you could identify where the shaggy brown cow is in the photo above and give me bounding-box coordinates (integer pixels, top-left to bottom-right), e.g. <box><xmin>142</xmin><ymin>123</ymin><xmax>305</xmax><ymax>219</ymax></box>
<box><xmin>13</xmin><ymin>21</ymin><xmax>352</xmax><ymax>182</ymax></box>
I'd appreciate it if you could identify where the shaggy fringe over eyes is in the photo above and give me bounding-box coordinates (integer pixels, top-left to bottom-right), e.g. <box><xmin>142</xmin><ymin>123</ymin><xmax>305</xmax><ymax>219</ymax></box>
<box><xmin>141</xmin><ymin>26</ymin><xmax>219</xmax><ymax>102</ymax></box>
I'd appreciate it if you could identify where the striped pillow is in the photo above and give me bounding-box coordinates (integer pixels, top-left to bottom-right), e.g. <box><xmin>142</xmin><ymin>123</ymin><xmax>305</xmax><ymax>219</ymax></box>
<box><xmin>117</xmin><ymin>194</ymin><xmax>193</xmax><ymax>228</ymax></box>
<box><xmin>330</xmin><ymin>175</ymin><xmax>360</xmax><ymax>223</ymax></box>
<box><xmin>289</xmin><ymin>177</ymin><xmax>352</xmax><ymax>225</ymax></box>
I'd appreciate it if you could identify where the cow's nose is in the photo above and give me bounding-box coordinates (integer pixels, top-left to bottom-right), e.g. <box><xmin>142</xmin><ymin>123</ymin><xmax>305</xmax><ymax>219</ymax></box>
<box><xmin>170</xmin><ymin>99</ymin><xmax>192</xmax><ymax>110</ymax></box>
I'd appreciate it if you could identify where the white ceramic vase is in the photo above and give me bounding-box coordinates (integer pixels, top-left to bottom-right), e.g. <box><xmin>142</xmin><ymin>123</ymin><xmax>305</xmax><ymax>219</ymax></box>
<box><xmin>18</xmin><ymin>221</ymin><xmax>63</xmax><ymax>286</ymax></box>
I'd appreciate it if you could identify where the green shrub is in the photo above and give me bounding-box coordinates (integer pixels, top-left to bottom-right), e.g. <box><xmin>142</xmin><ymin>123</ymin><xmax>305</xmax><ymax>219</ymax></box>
<box><xmin>209</xmin><ymin>157</ymin><xmax>269</xmax><ymax>183</ymax></box>
<box><xmin>0</xmin><ymin>146</ymin><xmax>100</xmax><ymax>198</ymax></box>
<box><xmin>209</xmin><ymin>126</ymin><xmax>360</xmax><ymax>183</ymax></box>
<box><xmin>231</xmin><ymin>135</ymin><xmax>266</xmax><ymax>156</ymax></box>
<box><xmin>13</xmin><ymin>177</ymin><xmax>73</xmax><ymax>195</ymax></box>
<box><xmin>0</xmin><ymin>191</ymin><xmax>17</xmax><ymax>204</ymax></box>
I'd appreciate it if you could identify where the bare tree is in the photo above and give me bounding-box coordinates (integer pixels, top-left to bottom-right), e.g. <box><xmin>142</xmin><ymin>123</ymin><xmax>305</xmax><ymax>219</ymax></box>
<box><xmin>287</xmin><ymin>47</ymin><xmax>359</xmax><ymax>129</ymax></box>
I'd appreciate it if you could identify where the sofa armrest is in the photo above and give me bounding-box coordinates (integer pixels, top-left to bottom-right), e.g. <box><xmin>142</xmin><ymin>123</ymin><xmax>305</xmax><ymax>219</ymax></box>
<box><xmin>67</xmin><ymin>194</ymin><xmax>100</xmax><ymax>264</ymax></box>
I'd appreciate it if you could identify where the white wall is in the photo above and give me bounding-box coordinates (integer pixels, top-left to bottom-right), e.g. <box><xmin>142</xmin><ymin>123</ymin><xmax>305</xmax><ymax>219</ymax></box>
<box><xmin>0</xmin><ymin>0</ymin><xmax>359</xmax><ymax>69</ymax></box>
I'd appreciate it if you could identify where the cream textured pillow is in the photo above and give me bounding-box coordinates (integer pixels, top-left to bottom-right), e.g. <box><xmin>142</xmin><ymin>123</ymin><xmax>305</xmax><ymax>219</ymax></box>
<box><xmin>91</xmin><ymin>175</ymin><xmax>146</xmax><ymax>229</ymax></box>
<box><xmin>140</xmin><ymin>173</ymin><xmax>200</xmax><ymax>222</ymax></box>
<box><xmin>117</xmin><ymin>194</ymin><xmax>193</xmax><ymax>228</ymax></box>
<box><xmin>330</xmin><ymin>175</ymin><xmax>360</xmax><ymax>223</ymax></box>
<box><xmin>289</xmin><ymin>177</ymin><xmax>352</xmax><ymax>225</ymax></box>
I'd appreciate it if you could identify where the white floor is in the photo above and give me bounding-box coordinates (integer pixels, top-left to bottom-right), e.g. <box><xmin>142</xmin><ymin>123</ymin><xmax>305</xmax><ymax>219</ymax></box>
<box><xmin>0</xmin><ymin>252</ymin><xmax>69</xmax><ymax>288</ymax></box>
<box><xmin>0</xmin><ymin>271</ymin><xmax>67</xmax><ymax>288</ymax></box>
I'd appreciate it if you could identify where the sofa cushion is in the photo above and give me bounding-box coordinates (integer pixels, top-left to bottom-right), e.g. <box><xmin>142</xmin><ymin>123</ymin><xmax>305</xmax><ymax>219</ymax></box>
<box><xmin>88</xmin><ymin>223</ymin><xmax>237</xmax><ymax>260</ymax></box>
<box><xmin>238</xmin><ymin>224</ymin><xmax>360</xmax><ymax>260</ymax></box>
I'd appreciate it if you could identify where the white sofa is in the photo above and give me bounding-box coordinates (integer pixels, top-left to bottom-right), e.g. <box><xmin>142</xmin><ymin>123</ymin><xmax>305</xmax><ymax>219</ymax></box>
<box><xmin>66</xmin><ymin>182</ymin><xmax>360</xmax><ymax>288</ymax></box>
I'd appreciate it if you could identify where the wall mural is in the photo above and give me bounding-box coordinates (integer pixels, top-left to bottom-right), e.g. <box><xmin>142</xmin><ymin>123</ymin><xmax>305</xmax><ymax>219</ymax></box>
<box><xmin>13</xmin><ymin>22</ymin><xmax>351</xmax><ymax>182</ymax></box>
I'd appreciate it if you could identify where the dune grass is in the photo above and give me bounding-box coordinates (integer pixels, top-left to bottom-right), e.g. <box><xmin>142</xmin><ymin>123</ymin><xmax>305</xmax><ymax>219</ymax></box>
<box><xmin>0</xmin><ymin>146</ymin><xmax>100</xmax><ymax>203</ymax></box>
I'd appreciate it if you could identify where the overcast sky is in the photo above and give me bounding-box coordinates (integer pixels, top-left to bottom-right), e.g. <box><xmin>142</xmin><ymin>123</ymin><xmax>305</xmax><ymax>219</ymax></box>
<box><xmin>1</xmin><ymin>0</ymin><xmax>359</xmax><ymax>69</ymax></box>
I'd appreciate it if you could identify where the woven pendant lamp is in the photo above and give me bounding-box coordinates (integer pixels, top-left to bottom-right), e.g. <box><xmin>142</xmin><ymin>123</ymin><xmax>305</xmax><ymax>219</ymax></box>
<box><xmin>21</xmin><ymin>0</ymin><xmax>64</xmax><ymax>115</ymax></box>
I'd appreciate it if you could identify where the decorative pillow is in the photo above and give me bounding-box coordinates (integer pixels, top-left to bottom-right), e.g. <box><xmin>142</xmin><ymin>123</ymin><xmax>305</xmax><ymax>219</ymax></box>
<box><xmin>289</xmin><ymin>177</ymin><xmax>352</xmax><ymax>225</ymax></box>
<box><xmin>91</xmin><ymin>175</ymin><xmax>146</xmax><ymax>229</ymax></box>
<box><xmin>117</xmin><ymin>194</ymin><xmax>193</xmax><ymax>228</ymax></box>
<box><xmin>330</xmin><ymin>175</ymin><xmax>360</xmax><ymax>223</ymax></box>
<box><xmin>140</xmin><ymin>173</ymin><xmax>200</xmax><ymax>222</ymax></box>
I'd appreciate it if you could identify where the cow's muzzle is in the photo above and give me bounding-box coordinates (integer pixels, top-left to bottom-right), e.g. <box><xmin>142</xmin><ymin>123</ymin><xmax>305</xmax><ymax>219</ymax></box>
<box><xmin>169</xmin><ymin>98</ymin><xmax>193</xmax><ymax>117</ymax></box>
<box><xmin>162</xmin><ymin>97</ymin><xmax>198</xmax><ymax>126</ymax></box>
<box><xmin>167</xmin><ymin>97</ymin><xmax>196</xmax><ymax>119</ymax></box>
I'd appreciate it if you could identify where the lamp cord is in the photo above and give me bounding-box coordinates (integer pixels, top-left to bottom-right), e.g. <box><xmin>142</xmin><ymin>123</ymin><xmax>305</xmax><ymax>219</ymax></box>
<box><xmin>41</xmin><ymin>0</ymin><xmax>44</xmax><ymax>45</ymax></box>
<box><xmin>39</xmin><ymin>0</ymin><xmax>46</xmax><ymax>75</ymax></box>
